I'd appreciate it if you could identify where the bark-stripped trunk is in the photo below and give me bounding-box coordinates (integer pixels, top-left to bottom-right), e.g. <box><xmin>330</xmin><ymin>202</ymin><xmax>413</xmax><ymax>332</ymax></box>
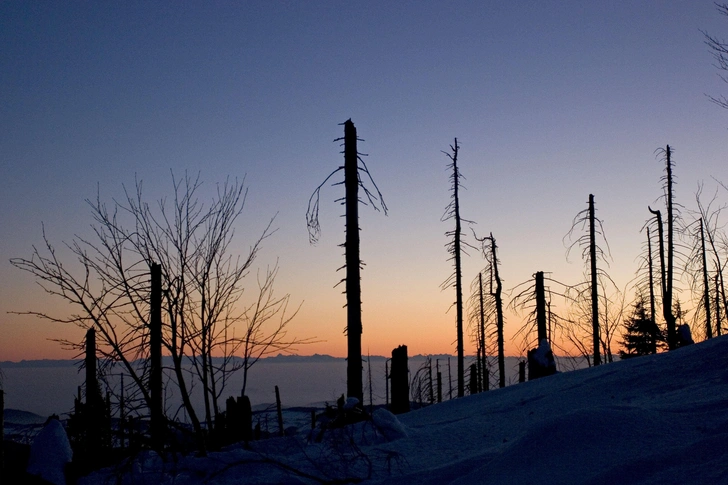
<box><xmin>716</xmin><ymin>271</ymin><xmax>722</xmax><ymax>336</ymax></box>
<box><xmin>478</xmin><ymin>272</ymin><xmax>486</xmax><ymax>392</ymax></box>
<box><xmin>649</xmin><ymin>207</ymin><xmax>675</xmax><ymax>349</ymax></box>
<box><xmin>489</xmin><ymin>234</ymin><xmax>506</xmax><ymax>388</ymax></box>
<box><xmin>664</xmin><ymin>146</ymin><xmax>677</xmax><ymax>349</ymax></box>
<box><xmin>344</xmin><ymin>120</ymin><xmax>364</xmax><ymax>404</ymax></box>
<box><xmin>647</xmin><ymin>228</ymin><xmax>657</xmax><ymax>354</ymax></box>
<box><xmin>150</xmin><ymin>263</ymin><xmax>164</xmax><ymax>449</ymax></box>
<box><xmin>589</xmin><ymin>194</ymin><xmax>601</xmax><ymax>366</ymax></box>
<box><xmin>700</xmin><ymin>218</ymin><xmax>713</xmax><ymax>339</ymax></box>
<box><xmin>536</xmin><ymin>271</ymin><xmax>547</xmax><ymax>344</ymax></box>
<box><xmin>446</xmin><ymin>139</ymin><xmax>465</xmax><ymax>398</ymax></box>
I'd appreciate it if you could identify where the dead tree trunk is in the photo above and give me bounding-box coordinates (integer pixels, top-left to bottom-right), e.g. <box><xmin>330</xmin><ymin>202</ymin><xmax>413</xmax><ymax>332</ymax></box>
<box><xmin>469</xmin><ymin>364</ymin><xmax>478</xmax><ymax>395</ymax></box>
<box><xmin>390</xmin><ymin>345</ymin><xmax>410</xmax><ymax>414</ymax></box>
<box><xmin>647</xmin><ymin>227</ymin><xmax>658</xmax><ymax>354</ymax></box>
<box><xmin>700</xmin><ymin>218</ymin><xmax>713</xmax><ymax>339</ymax></box>
<box><xmin>343</xmin><ymin>120</ymin><xmax>364</xmax><ymax>404</ymax></box>
<box><xmin>448</xmin><ymin>357</ymin><xmax>452</xmax><ymax>400</ymax></box>
<box><xmin>443</xmin><ymin>139</ymin><xmax>466</xmax><ymax>398</ymax></box>
<box><xmin>385</xmin><ymin>360</ymin><xmax>389</xmax><ymax>409</ymax></box>
<box><xmin>665</xmin><ymin>146</ymin><xmax>677</xmax><ymax>349</ymax></box>
<box><xmin>275</xmin><ymin>386</ymin><xmax>284</xmax><ymax>437</ymax></box>
<box><xmin>536</xmin><ymin>271</ymin><xmax>547</xmax><ymax>343</ymax></box>
<box><xmin>478</xmin><ymin>272</ymin><xmax>486</xmax><ymax>391</ymax></box>
<box><xmin>150</xmin><ymin>263</ymin><xmax>164</xmax><ymax>450</ymax></box>
<box><xmin>717</xmin><ymin>271</ymin><xmax>723</xmax><ymax>337</ymax></box>
<box><xmin>1</xmin><ymin>389</ymin><xmax>4</xmax><ymax>475</ymax></box>
<box><xmin>589</xmin><ymin>194</ymin><xmax>601</xmax><ymax>366</ymax></box>
<box><xmin>489</xmin><ymin>233</ymin><xmax>506</xmax><ymax>388</ymax></box>
<box><xmin>649</xmin><ymin>207</ymin><xmax>676</xmax><ymax>349</ymax></box>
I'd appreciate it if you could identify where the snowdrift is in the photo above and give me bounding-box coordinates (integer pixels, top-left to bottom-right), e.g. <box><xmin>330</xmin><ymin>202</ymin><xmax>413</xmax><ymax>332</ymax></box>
<box><xmin>79</xmin><ymin>335</ymin><xmax>728</xmax><ymax>484</ymax></box>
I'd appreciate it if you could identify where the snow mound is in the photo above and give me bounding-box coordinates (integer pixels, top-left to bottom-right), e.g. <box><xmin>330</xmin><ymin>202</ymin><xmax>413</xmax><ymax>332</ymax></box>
<box><xmin>26</xmin><ymin>418</ymin><xmax>72</xmax><ymax>485</ymax></box>
<box><xmin>78</xmin><ymin>335</ymin><xmax>728</xmax><ymax>484</ymax></box>
<box><xmin>372</xmin><ymin>408</ymin><xmax>408</xmax><ymax>441</ymax></box>
<box><xmin>344</xmin><ymin>397</ymin><xmax>360</xmax><ymax>410</ymax></box>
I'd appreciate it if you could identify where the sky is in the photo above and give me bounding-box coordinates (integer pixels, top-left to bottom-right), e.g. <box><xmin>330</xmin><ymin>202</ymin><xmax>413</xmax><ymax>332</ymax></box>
<box><xmin>2</xmin><ymin>1</ymin><xmax>728</xmax><ymax>362</ymax></box>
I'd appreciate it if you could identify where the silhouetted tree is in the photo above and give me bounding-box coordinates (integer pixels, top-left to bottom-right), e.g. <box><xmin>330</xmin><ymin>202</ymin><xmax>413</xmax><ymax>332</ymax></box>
<box><xmin>630</xmin><ymin>226</ymin><xmax>661</xmax><ymax>355</ymax></box>
<box><xmin>441</xmin><ymin>138</ymin><xmax>471</xmax><ymax>397</ymax></box>
<box><xmin>619</xmin><ymin>293</ymin><xmax>664</xmax><ymax>359</ymax></box>
<box><xmin>511</xmin><ymin>272</ymin><xmax>569</xmax><ymax>356</ymax></box>
<box><xmin>12</xmin><ymin>173</ymin><xmax>303</xmax><ymax>451</ymax></box>
<box><xmin>470</xmin><ymin>232</ymin><xmax>506</xmax><ymax>388</ymax></box>
<box><xmin>307</xmin><ymin>119</ymin><xmax>387</xmax><ymax>404</ymax></box>
<box><xmin>702</xmin><ymin>3</ymin><xmax>728</xmax><ymax>109</ymax></box>
<box><xmin>684</xmin><ymin>218</ymin><xmax>714</xmax><ymax>340</ymax></box>
<box><xmin>564</xmin><ymin>194</ymin><xmax>613</xmax><ymax>365</ymax></box>
<box><xmin>648</xmin><ymin>145</ymin><xmax>683</xmax><ymax>349</ymax></box>
<box><xmin>691</xmin><ymin>184</ymin><xmax>728</xmax><ymax>337</ymax></box>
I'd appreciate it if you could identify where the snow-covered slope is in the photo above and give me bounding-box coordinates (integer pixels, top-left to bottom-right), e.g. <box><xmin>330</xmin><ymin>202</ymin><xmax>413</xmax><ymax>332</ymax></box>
<box><xmin>80</xmin><ymin>335</ymin><xmax>728</xmax><ymax>485</ymax></box>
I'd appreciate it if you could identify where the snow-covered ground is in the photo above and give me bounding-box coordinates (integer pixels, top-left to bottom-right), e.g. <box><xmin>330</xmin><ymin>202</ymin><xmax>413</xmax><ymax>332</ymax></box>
<box><xmin>74</xmin><ymin>335</ymin><xmax>728</xmax><ymax>484</ymax></box>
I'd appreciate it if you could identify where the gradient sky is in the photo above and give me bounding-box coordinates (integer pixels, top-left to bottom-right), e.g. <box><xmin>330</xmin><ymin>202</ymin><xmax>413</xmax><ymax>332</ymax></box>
<box><xmin>2</xmin><ymin>1</ymin><xmax>728</xmax><ymax>362</ymax></box>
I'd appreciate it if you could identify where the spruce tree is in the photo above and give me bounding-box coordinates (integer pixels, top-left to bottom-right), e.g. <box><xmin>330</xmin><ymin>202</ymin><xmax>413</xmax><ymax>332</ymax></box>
<box><xmin>620</xmin><ymin>295</ymin><xmax>664</xmax><ymax>359</ymax></box>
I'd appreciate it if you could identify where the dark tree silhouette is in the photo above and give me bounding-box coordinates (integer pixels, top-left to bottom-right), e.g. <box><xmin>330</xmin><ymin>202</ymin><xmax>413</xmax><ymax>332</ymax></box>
<box><xmin>564</xmin><ymin>194</ymin><xmax>613</xmax><ymax>366</ymax></box>
<box><xmin>692</xmin><ymin>184</ymin><xmax>728</xmax><ymax>337</ymax></box>
<box><xmin>633</xmin><ymin>226</ymin><xmax>660</xmax><ymax>354</ymax></box>
<box><xmin>702</xmin><ymin>3</ymin><xmax>728</xmax><ymax>109</ymax></box>
<box><xmin>470</xmin><ymin>232</ymin><xmax>506</xmax><ymax>388</ymax></box>
<box><xmin>306</xmin><ymin>119</ymin><xmax>387</xmax><ymax>404</ymax></box>
<box><xmin>620</xmin><ymin>293</ymin><xmax>664</xmax><ymax>359</ymax></box>
<box><xmin>699</xmin><ymin>218</ymin><xmax>713</xmax><ymax>339</ymax></box>
<box><xmin>441</xmin><ymin>138</ymin><xmax>471</xmax><ymax>398</ymax></box>
<box><xmin>649</xmin><ymin>145</ymin><xmax>682</xmax><ymax>349</ymax></box>
<box><xmin>12</xmin><ymin>174</ymin><xmax>303</xmax><ymax>451</ymax></box>
<box><xmin>511</xmin><ymin>272</ymin><xmax>569</xmax><ymax>355</ymax></box>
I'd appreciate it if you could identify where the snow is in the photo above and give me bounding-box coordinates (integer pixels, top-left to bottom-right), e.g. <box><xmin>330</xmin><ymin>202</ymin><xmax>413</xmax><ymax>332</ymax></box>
<box><xmin>26</xmin><ymin>418</ymin><xmax>73</xmax><ymax>485</ymax></box>
<box><xmin>78</xmin><ymin>335</ymin><xmax>728</xmax><ymax>484</ymax></box>
<box><xmin>531</xmin><ymin>338</ymin><xmax>555</xmax><ymax>368</ymax></box>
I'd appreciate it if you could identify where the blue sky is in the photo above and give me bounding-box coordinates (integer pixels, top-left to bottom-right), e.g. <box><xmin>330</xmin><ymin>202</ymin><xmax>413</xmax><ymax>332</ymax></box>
<box><xmin>2</xmin><ymin>1</ymin><xmax>728</xmax><ymax>360</ymax></box>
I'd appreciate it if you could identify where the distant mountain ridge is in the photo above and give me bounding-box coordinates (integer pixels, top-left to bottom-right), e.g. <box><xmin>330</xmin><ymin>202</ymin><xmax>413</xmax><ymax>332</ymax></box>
<box><xmin>0</xmin><ymin>353</ymin><xmax>525</xmax><ymax>367</ymax></box>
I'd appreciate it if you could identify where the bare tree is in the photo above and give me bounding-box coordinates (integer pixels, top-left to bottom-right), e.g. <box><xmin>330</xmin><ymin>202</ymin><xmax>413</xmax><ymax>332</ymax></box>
<box><xmin>306</xmin><ymin>119</ymin><xmax>387</xmax><ymax>404</ymax></box>
<box><xmin>11</xmin><ymin>173</ymin><xmax>304</xmax><ymax>450</ymax></box>
<box><xmin>563</xmin><ymin>277</ymin><xmax>625</xmax><ymax>365</ymax></box>
<box><xmin>469</xmin><ymin>232</ymin><xmax>506</xmax><ymax>388</ymax></box>
<box><xmin>649</xmin><ymin>145</ymin><xmax>685</xmax><ymax>349</ymax></box>
<box><xmin>441</xmin><ymin>139</ymin><xmax>472</xmax><ymax>398</ymax></box>
<box><xmin>633</xmin><ymin>226</ymin><xmax>660</xmax><ymax>354</ymax></box>
<box><xmin>564</xmin><ymin>194</ymin><xmax>612</xmax><ymax>365</ymax></box>
<box><xmin>510</xmin><ymin>272</ymin><xmax>570</xmax><ymax>357</ymax></box>
<box><xmin>691</xmin><ymin>184</ymin><xmax>728</xmax><ymax>337</ymax></box>
<box><xmin>703</xmin><ymin>3</ymin><xmax>728</xmax><ymax>109</ymax></box>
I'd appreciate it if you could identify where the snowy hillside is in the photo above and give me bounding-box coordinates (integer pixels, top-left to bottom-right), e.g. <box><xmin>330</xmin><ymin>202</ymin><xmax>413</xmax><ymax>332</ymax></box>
<box><xmin>79</xmin><ymin>336</ymin><xmax>728</xmax><ymax>484</ymax></box>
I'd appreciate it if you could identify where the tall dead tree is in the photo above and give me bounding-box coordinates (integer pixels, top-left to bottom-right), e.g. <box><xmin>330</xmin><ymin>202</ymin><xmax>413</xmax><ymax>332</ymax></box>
<box><xmin>700</xmin><ymin>218</ymin><xmax>713</xmax><ymax>339</ymax></box>
<box><xmin>471</xmin><ymin>232</ymin><xmax>506</xmax><ymax>388</ymax></box>
<box><xmin>307</xmin><ymin>119</ymin><xmax>387</xmax><ymax>404</ymax></box>
<box><xmin>477</xmin><ymin>272</ymin><xmax>486</xmax><ymax>391</ymax></box>
<box><xmin>564</xmin><ymin>194</ymin><xmax>612</xmax><ymax>366</ymax></box>
<box><xmin>441</xmin><ymin>138</ymin><xmax>467</xmax><ymax>398</ymax></box>
<box><xmin>150</xmin><ymin>263</ymin><xmax>163</xmax><ymax>449</ymax></box>
<box><xmin>649</xmin><ymin>145</ymin><xmax>678</xmax><ymax>349</ymax></box>
<box><xmin>588</xmin><ymin>195</ymin><xmax>601</xmax><ymax>365</ymax></box>
<box><xmin>490</xmin><ymin>235</ymin><xmax>505</xmax><ymax>388</ymax></box>
<box><xmin>664</xmin><ymin>146</ymin><xmax>677</xmax><ymax>349</ymax></box>
<box><xmin>536</xmin><ymin>271</ymin><xmax>547</xmax><ymax>343</ymax></box>
<box><xmin>647</xmin><ymin>228</ymin><xmax>658</xmax><ymax>353</ymax></box>
<box><xmin>694</xmin><ymin>184</ymin><xmax>728</xmax><ymax>336</ymax></box>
